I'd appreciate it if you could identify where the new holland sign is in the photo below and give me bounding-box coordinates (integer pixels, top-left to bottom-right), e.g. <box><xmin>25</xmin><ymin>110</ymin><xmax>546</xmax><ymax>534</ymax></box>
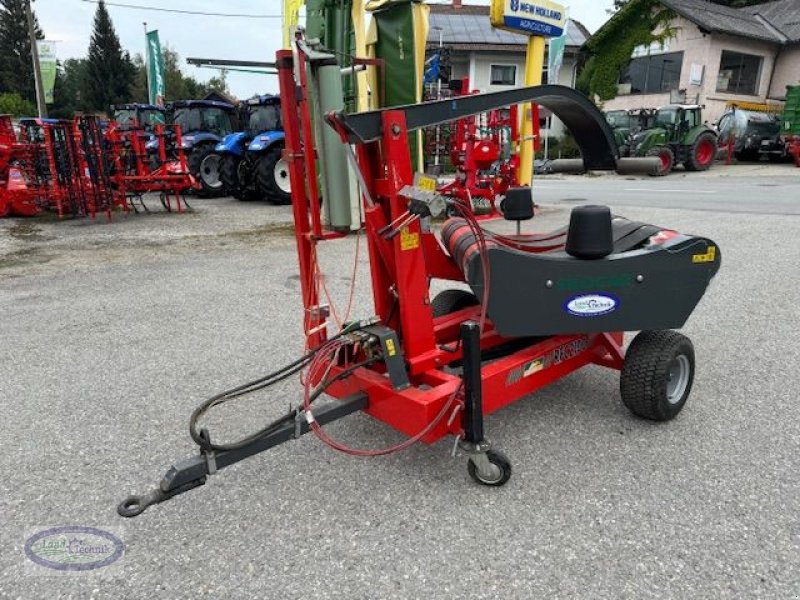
<box><xmin>490</xmin><ymin>0</ymin><xmax>567</xmax><ymax>37</ymax></box>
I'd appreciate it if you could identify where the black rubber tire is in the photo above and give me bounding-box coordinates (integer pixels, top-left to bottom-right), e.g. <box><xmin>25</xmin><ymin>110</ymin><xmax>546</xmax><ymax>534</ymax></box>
<box><xmin>220</xmin><ymin>154</ymin><xmax>243</xmax><ymax>198</ymax></box>
<box><xmin>684</xmin><ymin>132</ymin><xmax>717</xmax><ymax>172</ymax></box>
<box><xmin>620</xmin><ymin>330</ymin><xmax>695</xmax><ymax>421</ymax></box>
<box><xmin>467</xmin><ymin>449</ymin><xmax>512</xmax><ymax>486</ymax></box>
<box><xmin>431</xmin><ymin>289</ymin><xmax>479</xmax><ymax>317</ymax></box>
<box><xmin>254</xmin><ymin>144</ymin><xmax>291</xmax><ymax>205</ymax></box>
<box><xmin>189</xmin><ymin>144</ymin><xmax>225</xmax><ymax>197</ymax></box>
<box><xmin>646</xmin><ymin>146</ymin><xmax>674</xmax><ymax>176</ymax></box>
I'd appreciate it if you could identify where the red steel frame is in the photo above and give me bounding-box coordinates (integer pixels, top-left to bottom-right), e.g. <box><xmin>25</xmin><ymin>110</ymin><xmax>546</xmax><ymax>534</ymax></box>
<box><xmin>276</xmin><ymin>48</ymin><xmax>625</xmax><ymax>446</ymax></box>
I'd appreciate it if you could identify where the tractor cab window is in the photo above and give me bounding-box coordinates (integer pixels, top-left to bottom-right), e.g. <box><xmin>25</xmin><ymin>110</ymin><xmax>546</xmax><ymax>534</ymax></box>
<box><xmin>116</xmin><ymin>109</ymin><xmax>164</xmax><ymax>130</ymax></box>
<box><xmin>202</xmin><ymin>108</ymin><xmax>233</xmax><ymax>136</ymax></box>
<box><xmin>139</xmin><ymin>110</ymin><xmax>165</xmax><ymax>128</ymax></box>
<box><xmin>247</xmin><ymin>105</ymin><xmax>281</xmax><ymax>134</ymax></box>
<box><xmin>606</xmin><ymin>111</ymin><xmax>632</xmax><ymax>128</ymax></box>
<box><xmin>174</xmin><ymin>107</ymin><xmax>233</xmax><ymax>135</ymax></box>
<box><xmin>655</xmin><ymin>108</ymin><xmax>679</xmax><ymax>127</ymax></box>
<box><xmin>114</xmin><ymin>110</ymin><xmax>136</xmax><ymax>129</ymax></box>
<box><xmin>683</xmin><ymin>109</ymin><xmax>699</xmax><ymax>129</ymax></box>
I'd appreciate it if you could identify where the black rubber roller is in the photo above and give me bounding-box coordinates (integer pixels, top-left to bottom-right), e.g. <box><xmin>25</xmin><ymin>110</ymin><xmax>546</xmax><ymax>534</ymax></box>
<box><xmin>565</xmin><ymin>205</ymin><xmax>613</xmax><ymax>259</ymax></box>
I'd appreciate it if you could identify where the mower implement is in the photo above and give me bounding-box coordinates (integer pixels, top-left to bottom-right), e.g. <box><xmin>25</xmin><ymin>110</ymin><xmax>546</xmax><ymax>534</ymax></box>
<box><xmin>117</xmin><ymin>45</ymin><xmax>720</xmax><ymax>518</ymax></box>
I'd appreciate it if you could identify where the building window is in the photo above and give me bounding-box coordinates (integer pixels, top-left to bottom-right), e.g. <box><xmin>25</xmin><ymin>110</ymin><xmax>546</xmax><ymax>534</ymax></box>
<box><xmin>619</xmin><ymin>52</ymin><xmax>684</xmax><ymax>94</ymax></box>
<box><xmin>716</xmin><ymin>51</ymin><xmax>763</xmax><ymax>95</ymax></box>
<box><xmin>490</xmin><ymin>64</ymin><xmax>516</xmax><ymax>86</ymax></box>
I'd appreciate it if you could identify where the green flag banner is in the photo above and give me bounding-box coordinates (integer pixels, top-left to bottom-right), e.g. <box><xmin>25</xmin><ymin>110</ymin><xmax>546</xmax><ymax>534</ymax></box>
<box><xmin>37</xmin><ymin>40</ymin><xmax>57</xmax><ymax>104</ymax></box>
<box><xmin>146</xmin><ymin>30</ymin><xmax>166</xmax><ymax>106</ymax></box>
<box><xmin>547</xmin><ymin>18</ymin><xmax>568</xmax><ymax>85</ymax></box>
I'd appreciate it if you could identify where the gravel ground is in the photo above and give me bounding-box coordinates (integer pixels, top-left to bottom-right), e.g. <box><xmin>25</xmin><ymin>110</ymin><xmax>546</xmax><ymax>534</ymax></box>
<box><xmin>1</xmin><ymin>194</ymin><xmax>799</xmax><ymax>599</ymax></box>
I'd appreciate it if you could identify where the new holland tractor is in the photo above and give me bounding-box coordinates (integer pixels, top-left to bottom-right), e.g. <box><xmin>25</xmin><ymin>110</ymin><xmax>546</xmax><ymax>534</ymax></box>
<box><xmin>111</xmin><ymin>103</ymin><xmax>165</xmax><ymax>131</ymax></box>
<box><xmin>630</xmin><ymin>104</ymin><xmax>718</xmax><ymax>176</ymax></box>
<box><xmin>169</xmin><ymin>100</ymin><xmax>236</xmax><ymax>196</ymax></box>
<box><xmin>216</xmin><ymin>95</ymin><xmax>289</xmax><ymax>203</ymax></box>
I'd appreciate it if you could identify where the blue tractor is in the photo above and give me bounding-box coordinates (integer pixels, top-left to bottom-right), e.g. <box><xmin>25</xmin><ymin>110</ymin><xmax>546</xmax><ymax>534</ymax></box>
<box><xmin>216</xmin><ymin>95</ymin><xmax>290</xmax><ymax>204</ymax></box>
<box><xmin>168</xmin><ymin>100</ymin><xmax>236</xmax><ymax>197</ymax></box>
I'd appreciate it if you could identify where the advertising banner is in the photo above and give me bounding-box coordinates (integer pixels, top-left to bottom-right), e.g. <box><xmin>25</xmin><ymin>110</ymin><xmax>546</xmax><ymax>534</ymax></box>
<box><xmin>146</xmin><ymin>30</ymin><xmax>165</xmax><ymax>107</ymax></box>
<box><xmin>36</xmin><ymin>40</ymin><xmax>57</xmax><ymax>104</ymax></box>
<box><xmin>490</xmin><ymin>0</ymin><xmax>567</xmax><ymax>38</ymax></box>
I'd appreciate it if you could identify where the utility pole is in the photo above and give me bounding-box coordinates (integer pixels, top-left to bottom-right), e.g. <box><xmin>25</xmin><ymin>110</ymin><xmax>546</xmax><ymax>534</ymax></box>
<box><xmin>26</xmin><ymin>0</ymin><xmax>47</xmax><ymax>118</ymax></box>
<box><xmin>143</xmin><ymin>22</ymin><xmax>151</xmax><ymax>103</ymax></box>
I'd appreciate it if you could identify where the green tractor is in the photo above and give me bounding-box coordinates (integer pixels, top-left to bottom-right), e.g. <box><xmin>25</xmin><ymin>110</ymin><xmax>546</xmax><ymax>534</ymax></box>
<box><xmin>630</xmin><ymin>105</ymin><xmax>718</xmax><ymax>176</ymax></box>
<box><xmin>605</xmin><ymin>109</ymin><xmax>656</xmax><ymax>157</ymax></box>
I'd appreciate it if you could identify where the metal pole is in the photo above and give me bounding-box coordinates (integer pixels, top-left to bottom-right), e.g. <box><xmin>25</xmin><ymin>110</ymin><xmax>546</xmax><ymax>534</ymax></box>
<box><xmin>26</xmin><ymin>0</ymin><xmax>47</xmax><ymax>118</ymax></box>
<box><xmin>143</xmin><ymin>22</ymin><xmax>151</xmax><ymax>103</ymax></box>
<box><xmin>544</xmin><ymin>115</ymin><xmax>550</xmax><ymax>160</ymax></box>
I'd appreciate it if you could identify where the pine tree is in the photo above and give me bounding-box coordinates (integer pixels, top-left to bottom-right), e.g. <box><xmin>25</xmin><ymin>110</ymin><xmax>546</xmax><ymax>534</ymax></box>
<box><xmin>0</xmin><ymin>0</ymin><xmax>44</xmax><ymax>103</ymax></box>
<box><xmin>83</xmin><ymin>0</ymin><xmax>135</xmax><ymax>112</ymax></box>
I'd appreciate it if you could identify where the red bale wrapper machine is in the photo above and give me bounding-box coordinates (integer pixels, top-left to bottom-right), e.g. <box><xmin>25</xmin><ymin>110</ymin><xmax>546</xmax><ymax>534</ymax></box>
<box><xmin>118</xmin><ymin>42</ymin><xmax>720</xmax><ymax>517</ymax></box>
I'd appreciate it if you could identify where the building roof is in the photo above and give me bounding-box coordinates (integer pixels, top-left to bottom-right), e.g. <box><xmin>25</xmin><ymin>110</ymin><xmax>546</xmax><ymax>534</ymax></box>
<box><xmin>658</xmin><ymin>0</ymin><xmax>800</xmax><ymax>44</ymax></box>
<box><xmin>427</xmin><ymin>3</ymin><xmax>590</xmax><ymax>50</ymax></box>
<box><xmin>744</xmin><ymin>0</ymin><xmax>800</xmax><ymax>42</ymax></box>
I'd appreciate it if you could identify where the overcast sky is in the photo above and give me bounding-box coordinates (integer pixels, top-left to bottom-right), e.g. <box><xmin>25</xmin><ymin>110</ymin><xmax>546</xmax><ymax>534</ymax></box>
<box><xmin>35</xmin><ymin>0</ymin><xmax>614</xmax><ymax>99</ymax></box>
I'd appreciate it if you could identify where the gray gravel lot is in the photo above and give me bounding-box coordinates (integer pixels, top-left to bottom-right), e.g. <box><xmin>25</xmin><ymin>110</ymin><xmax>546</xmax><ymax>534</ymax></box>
<box><xmin>1</xmin><ymin>188</ymin><xmax>799</xmax><ymax>599</ymax></box>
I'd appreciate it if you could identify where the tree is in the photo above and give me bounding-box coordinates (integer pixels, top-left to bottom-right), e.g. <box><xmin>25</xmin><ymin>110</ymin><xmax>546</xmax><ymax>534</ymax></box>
<box><xmin>50</xmin><ymin>58</ymin><xmax>88</xmax><ymax>118</ymax></box>
<box><xmin>83</xmin><ymin>0</ymin><xmax>135</xmax><ymax>113</ymax></box>
<box><xmin>204</xmin><ymin>70</ymin><xmax>230</xmax><ymax>97</ymax></box>
<box><xmin>0</xmin><ymin>0</ymin><xmax>44</xmax><ymax>103</ymax></box>
<box><xmin>0</xmin><ymin>91</ymin><xmax>35</xmax><ymax>116</ymax></box>
<box><xmin>131</xmin><ymin>47</ymin><xmax>205</xmax><ymax>103</ymax></box>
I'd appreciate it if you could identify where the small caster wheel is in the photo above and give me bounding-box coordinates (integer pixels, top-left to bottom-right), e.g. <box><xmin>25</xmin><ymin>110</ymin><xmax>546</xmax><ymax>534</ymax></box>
<box><xmin>620</xmin><ymin>330</ymin><xmax>695</xmax><ymax>421</ymax></box>
<box><xmin>467</xmin><ymin>449</ymin><xmax>512</xmax><ymax>487</ymax></box>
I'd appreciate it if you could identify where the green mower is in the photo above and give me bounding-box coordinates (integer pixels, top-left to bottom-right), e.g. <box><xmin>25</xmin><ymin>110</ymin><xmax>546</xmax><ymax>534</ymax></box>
<box><xmin>630</xmin><ymin>105</ymin><xmax>718</xmax><ymax>176</ymax></box>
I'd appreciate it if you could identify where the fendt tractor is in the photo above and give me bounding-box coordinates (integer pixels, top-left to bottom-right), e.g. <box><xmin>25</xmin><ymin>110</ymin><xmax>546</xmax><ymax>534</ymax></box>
<box><xmin>630</xmin><ymin>104</ymin><xmax>718</xmax><ymax>176</ymax></box>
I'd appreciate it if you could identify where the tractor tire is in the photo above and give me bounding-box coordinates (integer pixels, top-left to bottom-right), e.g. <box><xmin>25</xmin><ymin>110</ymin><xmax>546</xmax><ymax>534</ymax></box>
<box><xmin>220</xmin><ymin>155</ymin><xmax>254</xmax><ymax>201</ymax></box>
<box><xmin>254</xmin><ymin>144</ymin><xmax>291</xmax><ymax>205</ymax></box>
<box><xmin>684</xmin><ymin>132</ymin><xmax>717</xmax><ymax>171</ymax></box>
<box><xmin>646</xmin><ymin>146</ymin><xmax>674</xmax><ymax>176</ymax></box>
<box><xmin>431</xmin><ymin>289</ymin><xmax>479</xmax><ymax>317</ymax></box>
<box><xmin>620</xmin><ymin>330</ymin><xmax>695</xmax><ymax>422</ymax></box>
<box><xmin>189</xmin><ymin>145</ymin><xmax>225</xmax><ymax>197</ymax></box>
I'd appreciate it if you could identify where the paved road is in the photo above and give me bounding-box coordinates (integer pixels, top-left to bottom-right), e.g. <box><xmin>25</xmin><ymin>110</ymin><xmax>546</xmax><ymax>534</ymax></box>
<box><xmin>535</xmin><ymin>174</ymin><xmax>800</xmax><ymax>215</ymax></box>
<box><xmin>1</xmin><ymin>197</ymin><xmax>799</xmax><ymax>598</ymax></box>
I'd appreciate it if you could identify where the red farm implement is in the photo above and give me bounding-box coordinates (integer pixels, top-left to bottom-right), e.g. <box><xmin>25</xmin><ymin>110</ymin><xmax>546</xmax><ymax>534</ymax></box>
<box><xmin>431</xmin><ymin>78</ymin><xmax>537</xmax><ymax>220</ymax></box>
<box><xmin>118</xmin><ymin>42</ymin><xmax>721</xmax><ymax>517</ymax></box>
<box><xmin>105</xmin><ymin>121</ymin><xmax>198</xmax><ymax>213</ymax></box>
<box><xmin>2</xmin><ymin>114</ymin><xmax>197</xmax><ymax>220</ymax></box>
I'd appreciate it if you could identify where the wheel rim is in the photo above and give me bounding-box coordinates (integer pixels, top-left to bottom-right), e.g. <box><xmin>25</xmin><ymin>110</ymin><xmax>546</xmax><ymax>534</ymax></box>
<box><xmin>666</xmin><ymin>355</ymin><xmax>691</xmax><ymax>404</ymax></box>
<box><xmin>659</xmin><ymin>151</ymin><xmax>671</xmax><ymax>171</ymax></box>
<box><xmin>474</xmin><ymin>461</ymin><xmax>503</xmax><ymax>484</ymax></box>
<box><xmin>696</xmin><ymin>139</ymin><xmax>714</xmax><ymax>165</ymax></box>
<box><xmin>274</xmin><ymin>157</ymin><xmax>291</xmax><ymax>194</ymax></box>
<box><xmin>200</xmin><ymin>154</ymin><xmax>222</xmax><ymax>189</ymax></box>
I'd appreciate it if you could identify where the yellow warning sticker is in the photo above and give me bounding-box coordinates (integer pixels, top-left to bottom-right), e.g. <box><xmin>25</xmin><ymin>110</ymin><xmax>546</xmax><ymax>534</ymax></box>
<box><xmin>416</xmin><ymin>174</ymin><xmax>438</xmax><ymax>192</ymax></box>
<box><xmin>385</xmin><ymin>338</ymin><xmax>397</xmax><ymax>357</ymax></box>
<box><xmin>692</xmin><ymin>246</ymin><xmax>717</xmax><ymax>264</ymax></box>
<box><xmin>400</xmin><ymin>227</ymin><xmax>420</xmax><ymax>251</ymax></box>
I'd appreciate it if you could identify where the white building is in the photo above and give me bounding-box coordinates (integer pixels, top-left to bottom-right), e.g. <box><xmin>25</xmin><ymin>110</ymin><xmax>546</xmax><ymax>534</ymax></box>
<box><xmin>426</xmin><ymin>1</ymin><xmax>591</xmax><ymax>139</ymax></box>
